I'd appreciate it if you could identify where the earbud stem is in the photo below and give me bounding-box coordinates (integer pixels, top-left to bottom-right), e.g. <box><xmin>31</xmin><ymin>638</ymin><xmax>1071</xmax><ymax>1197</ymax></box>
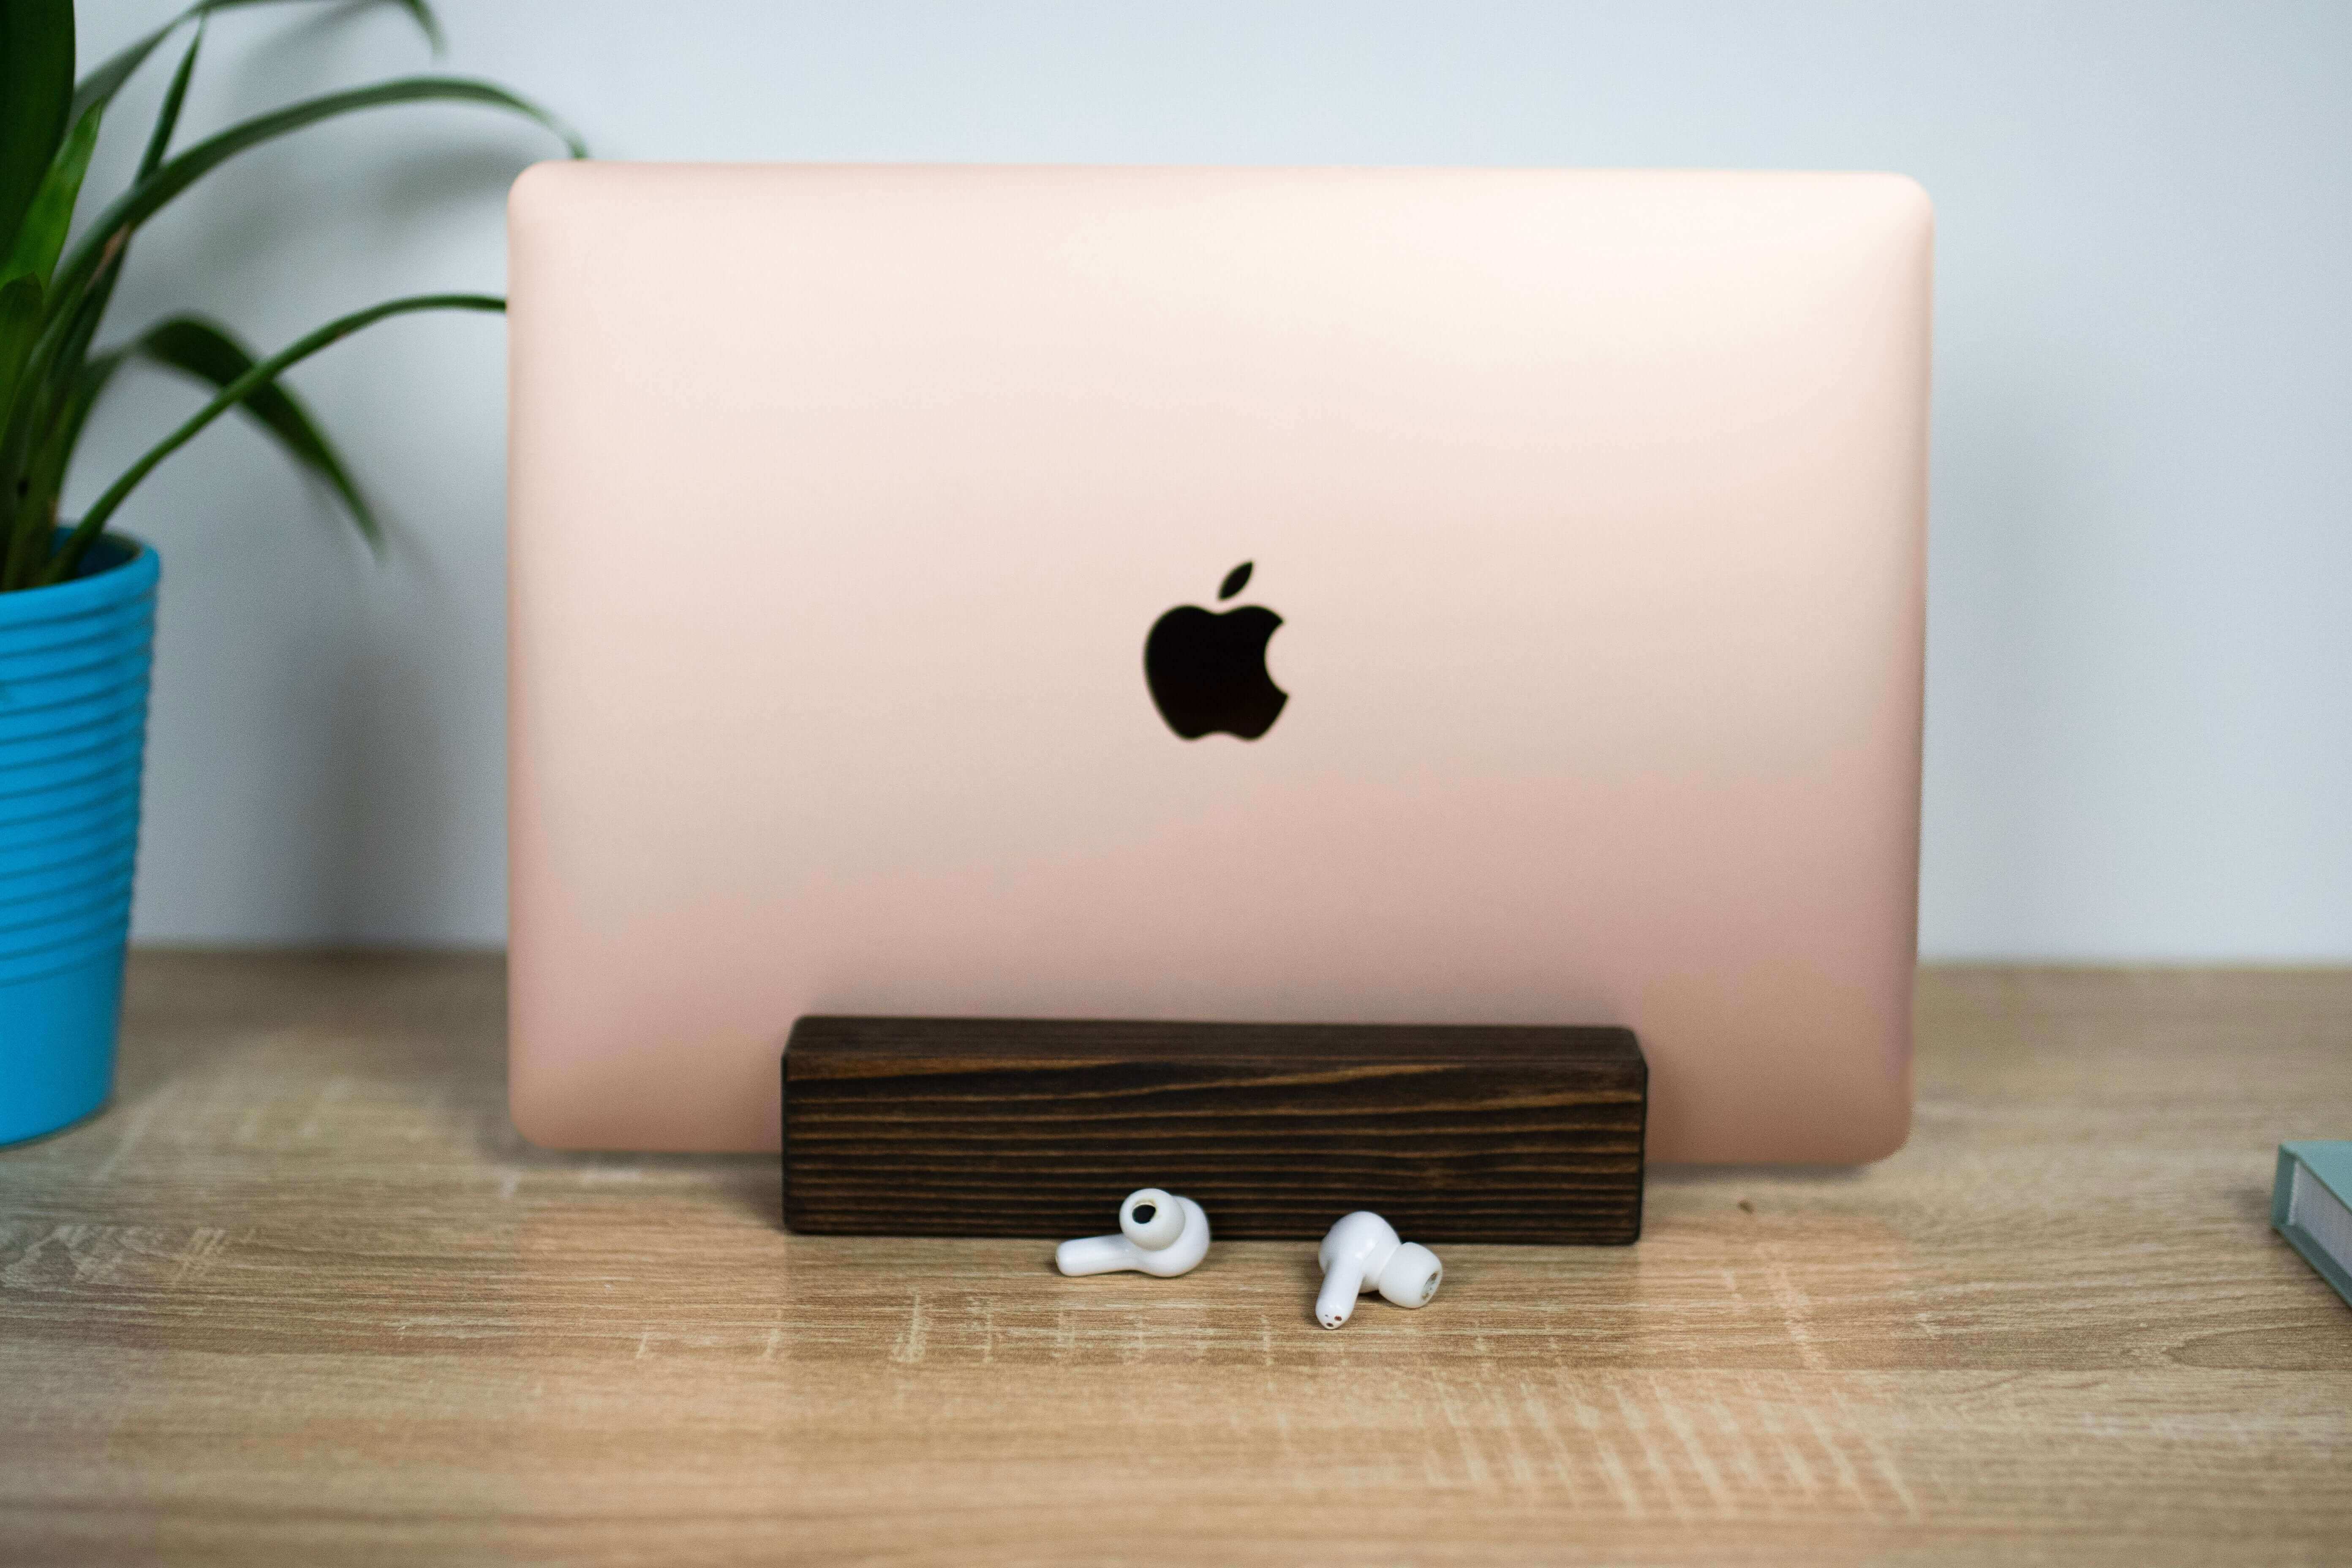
<box><xmin>1055</xmin><ymin>1236</ymin><xmax>1142</xmax><ymax>1276</ymax></box>
<box><xmin>1315</xmin><ymin>1261</ymin><xmax>1367</xmax><ymax>1328</ymax></box>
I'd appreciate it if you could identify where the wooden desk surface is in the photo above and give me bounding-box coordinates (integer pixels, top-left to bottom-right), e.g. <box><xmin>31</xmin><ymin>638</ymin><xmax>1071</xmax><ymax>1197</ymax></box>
<box><xmin>3</xmin><ymin>957</ymin><xmax>2348</xmax><ymax>1566</ymax></box>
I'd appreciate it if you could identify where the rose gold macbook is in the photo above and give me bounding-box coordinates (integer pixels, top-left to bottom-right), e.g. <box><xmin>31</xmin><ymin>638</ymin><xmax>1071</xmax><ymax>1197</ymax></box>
<box><xmin>507</xmin><ymin>165</ymin><xmax>1930</xmax><ymax>1162</ymax></box>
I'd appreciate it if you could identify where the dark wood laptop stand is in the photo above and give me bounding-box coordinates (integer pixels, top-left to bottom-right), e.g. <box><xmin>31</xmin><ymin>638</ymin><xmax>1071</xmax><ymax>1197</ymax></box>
<box><xmin>781</xmin><ymin>1018</ymin><xmax>1646</xmax><ymax>1243</ymax></box>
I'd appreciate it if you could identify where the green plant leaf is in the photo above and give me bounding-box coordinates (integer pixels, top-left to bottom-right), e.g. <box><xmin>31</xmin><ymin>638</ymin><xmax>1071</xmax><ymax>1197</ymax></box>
<box><xmin>386</xmin><ymin>0</ymin><xmax>445</xmax><ymax>56</ymax></box>
<box><xmin>46</xmin><ymin>76</ymin><xmax>585</xmax><ymax>328</ymax></box>
<box><xmin>43</xmin><ymin>291</ymin><xmax>504</xmax><ymax>583</ymax></box>
<box><xmin>46</xmin><ymin>346</ymin><xmax>119</xmax><ymax>490</ymax></box>
<box><xmin>138</xmin><ymin>22</ymin><xmax>205</xmax><ymax>182</ymax></box>
<box><xmin>203</xmin><ymin>0</ymin><xmax>443</xmax><ymax>49</ymax></box>
<box><xmin>3</xmin><ymin>98</ymin><xmax>102</xmax><ymax>287</ymax></box>
<box><xmin>0</xmin><ymin>340</ymin><xmax>118</xmax><ymax>591</ymax></box>
<box><xmin>0</xmin><ymin>273</ymin><xmax>44</xmax><ymax>580</ymax></box>
<box><xmin>133</xmin><ymin>313</ymin><xmax>381</xmax><ymax>551</ymax></box>
<box><xmin>67</xmin><ymin>11</ymin><xmax>177</xmax><ymax>128</ymax></box>
<box><xmin>0</xmin><ymin>262</ymin><xmax>68</xmax><ymax>584</ymax></box>
<box><xmin>73</xmin><ymin>0</ymin><xmax>443</xmax><ymax>130</ymax></box>
<box><xmin>13</xmin><ymin>233</ymin><xmax>127</xmax><ymax>499</ymax></box>
<box><xmin>0</xmin><ymin>0</ymin><xmax>74</xmax><ymax>256</ymax></box>
<box><xmin>0</xmin><ymin>273</ymin><xmax>40</xmax><ymax>425</ymax></box>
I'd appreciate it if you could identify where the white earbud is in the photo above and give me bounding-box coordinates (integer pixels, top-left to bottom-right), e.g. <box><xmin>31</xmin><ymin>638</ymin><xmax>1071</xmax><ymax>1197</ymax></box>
<box><xmin>1055</xmin><ymin>1188</ymin><xmax>1211</xmax><ymax>1278</ymax></box>
<box><xmin>1315</xmin><ymin>1211</ymin><xmax>1442</xmax><ymax>1328</ymax></box>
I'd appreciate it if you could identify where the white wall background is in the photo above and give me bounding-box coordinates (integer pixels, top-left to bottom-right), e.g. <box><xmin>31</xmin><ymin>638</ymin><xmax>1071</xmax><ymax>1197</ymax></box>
<box><xmin>75</xmin><ymin>0</ymin><xmax>2352</xmax><ymax>959</ymax></box>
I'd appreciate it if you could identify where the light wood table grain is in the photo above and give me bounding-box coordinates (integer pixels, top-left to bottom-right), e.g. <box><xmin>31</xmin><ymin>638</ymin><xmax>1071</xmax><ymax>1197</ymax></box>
<box><xmin>2</xmin><ymin>956</ymin><xmax>2347</xmax><ymax>1566</ymax></box>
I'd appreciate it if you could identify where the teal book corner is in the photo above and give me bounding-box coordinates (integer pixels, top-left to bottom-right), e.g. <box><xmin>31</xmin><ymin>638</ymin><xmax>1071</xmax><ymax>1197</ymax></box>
<box><xmin>2272</xmin><ymin>1141</ymin><xmax>2352</xmax><ymax>1310</ymax></box>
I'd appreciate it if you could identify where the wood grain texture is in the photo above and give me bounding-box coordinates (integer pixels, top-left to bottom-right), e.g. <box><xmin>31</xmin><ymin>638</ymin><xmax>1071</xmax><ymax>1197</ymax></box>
<box><xmin>3</xmin><ymin>956</ymin><xmax>2350</xmax><ymax>1566</ymax></box>
<box><xmin>783</xmin><ymin>1016</ymin><xmax>1645</xmax><ymax>1242</ymax></box>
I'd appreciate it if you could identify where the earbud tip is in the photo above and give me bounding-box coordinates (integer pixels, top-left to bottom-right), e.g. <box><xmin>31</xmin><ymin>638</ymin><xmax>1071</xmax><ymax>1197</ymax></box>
<box><xmin>1378</xmin><ymin>1243</ymin><xmax>1443</xmax><ymax>1309</ymax></box>
<box><xmin>1119</xmin><ymin>1187</ymin><xmax>1185</xmax><ymax>1251</ymax></box>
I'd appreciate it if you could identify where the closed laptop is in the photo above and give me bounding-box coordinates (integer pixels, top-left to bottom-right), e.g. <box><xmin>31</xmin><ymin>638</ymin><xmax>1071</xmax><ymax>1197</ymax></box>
<box><xmin>506</xmin><ymin>165</ymin><xmax>1931</xmax><ymax>1162</ymax></box>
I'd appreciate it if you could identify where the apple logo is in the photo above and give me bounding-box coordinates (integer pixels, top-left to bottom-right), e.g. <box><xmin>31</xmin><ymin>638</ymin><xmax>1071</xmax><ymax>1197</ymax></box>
<box><xmin>1144</xmin><ymin>561</ymin><xmax>1288</xmax><ymax>740</ymax></box>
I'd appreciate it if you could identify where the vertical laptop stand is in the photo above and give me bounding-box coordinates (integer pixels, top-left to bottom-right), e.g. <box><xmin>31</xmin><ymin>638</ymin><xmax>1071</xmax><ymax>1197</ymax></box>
<box><xmin>782</xmin><ymin>1018</ymin><xmax>1646</xmax><ymax>1243</ymax></box>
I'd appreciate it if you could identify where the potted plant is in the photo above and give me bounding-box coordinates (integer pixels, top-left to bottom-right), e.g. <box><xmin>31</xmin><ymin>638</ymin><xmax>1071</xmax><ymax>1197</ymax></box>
<box><xmin>0</xmin><ymin>0</ymin><xmax>580</xmax><ymax>1143</ymax></box>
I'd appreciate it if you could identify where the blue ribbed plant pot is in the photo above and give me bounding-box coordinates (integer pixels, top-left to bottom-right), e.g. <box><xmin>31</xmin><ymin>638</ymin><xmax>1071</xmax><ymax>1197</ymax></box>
<box><xmin>0</xmin><ymin>535</ymin><xmax>158</xmax><ymax>1146</ymax></box>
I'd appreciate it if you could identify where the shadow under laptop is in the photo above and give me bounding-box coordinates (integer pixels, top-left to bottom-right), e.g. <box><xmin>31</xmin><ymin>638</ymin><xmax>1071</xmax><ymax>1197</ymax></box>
<box><xmin>1646</xmin><ymin>1163</ymin><xmax>1869</xmax><ymax>1186</ymax></box>
<box><xmin>472</xmin><ymin>1109</ymin><xmax>786</xmax><ymax>1229</ymax></box>
<box><xmin>468</xmin><ymin>1027</ymin><xmax>789</xmax><ymax>1231</ymax></box>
